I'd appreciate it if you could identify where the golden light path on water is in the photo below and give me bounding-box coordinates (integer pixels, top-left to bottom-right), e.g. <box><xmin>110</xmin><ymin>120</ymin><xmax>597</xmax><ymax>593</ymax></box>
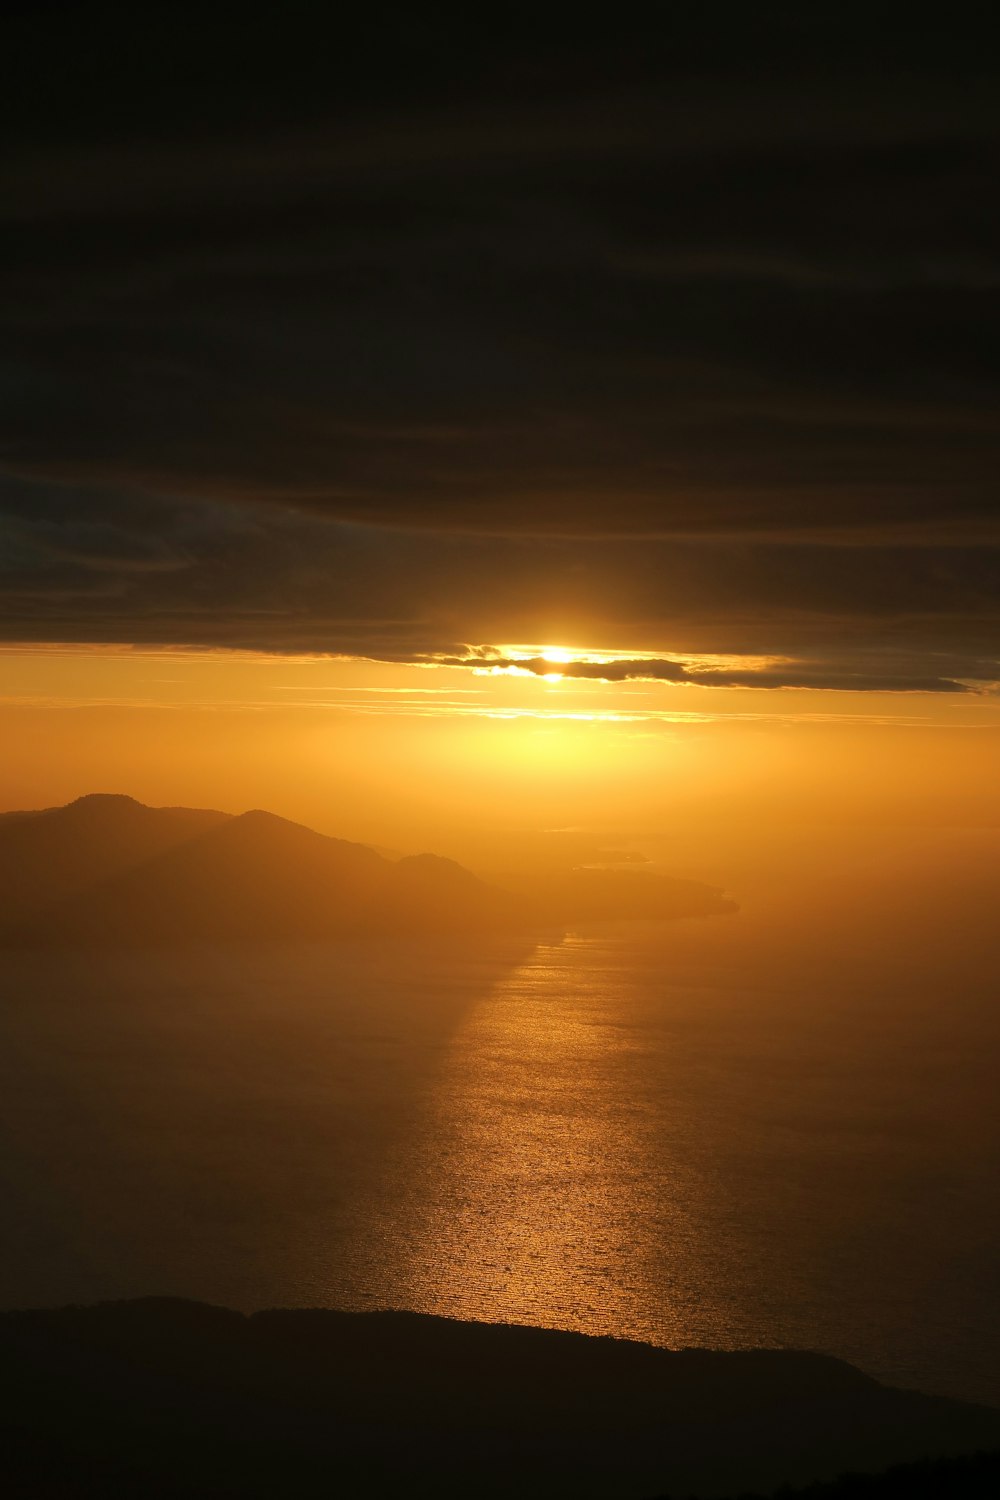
<box><xmin>348</xmin><ymin>933</ymin><xmax>723</xmax><ymax>1347</ymax></box>
<box><xmin>303</xmin><ymin>862</ymin><xmax>1000</xmax><ymax>1409</ymax></box>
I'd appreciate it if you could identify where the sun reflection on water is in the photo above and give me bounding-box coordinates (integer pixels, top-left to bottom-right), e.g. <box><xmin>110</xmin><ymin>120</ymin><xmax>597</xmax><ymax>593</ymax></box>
<box><xmin>366</xmin><ymin>933</ymin><xmax>704</xmax><ymax>1343</ymax></box>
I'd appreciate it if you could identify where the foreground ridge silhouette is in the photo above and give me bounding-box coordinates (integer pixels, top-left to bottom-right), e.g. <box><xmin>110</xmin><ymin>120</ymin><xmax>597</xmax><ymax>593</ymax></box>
<box><xmin>2</xmin><ymin>1298</ymin><xmax>998</xmax><ymax>1499</ymax></box>
<box><xmin>669</xmin><ymin>1449</ymin><xmax>1000</xmax><ymax>1499</ymax></box>
<box><xmin>0</xmin><ymin>793</ymin><xmax>735</xmax><ymax>944</ymax></box>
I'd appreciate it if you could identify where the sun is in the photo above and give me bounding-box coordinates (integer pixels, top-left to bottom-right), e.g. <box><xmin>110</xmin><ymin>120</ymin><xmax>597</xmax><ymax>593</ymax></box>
<box><xmin>539</xmin><ymin>645</ymin><xmax>573</xmax><ymax>681</ymax></box>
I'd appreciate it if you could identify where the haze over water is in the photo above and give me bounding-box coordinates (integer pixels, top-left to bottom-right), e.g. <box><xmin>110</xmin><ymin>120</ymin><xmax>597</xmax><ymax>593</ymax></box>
<box><xmin>1</xmin><ymin>827</ymin><xmax>996</xmax><ymax>1410</ymax></box>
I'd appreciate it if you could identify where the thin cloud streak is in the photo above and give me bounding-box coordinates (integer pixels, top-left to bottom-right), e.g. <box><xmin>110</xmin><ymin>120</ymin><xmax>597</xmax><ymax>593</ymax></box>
<box><xmin>435</xmin><ymin>650</ymin><xmax>981</xmax><ymax>695</ymax></box>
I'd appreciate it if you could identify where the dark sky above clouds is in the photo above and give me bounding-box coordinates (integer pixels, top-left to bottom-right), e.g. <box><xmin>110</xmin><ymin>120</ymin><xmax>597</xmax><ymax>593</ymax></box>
<box><xmin>2</xmin><ymin>6</ymin><xmax>999</xmax><ymax>691</ymax></box>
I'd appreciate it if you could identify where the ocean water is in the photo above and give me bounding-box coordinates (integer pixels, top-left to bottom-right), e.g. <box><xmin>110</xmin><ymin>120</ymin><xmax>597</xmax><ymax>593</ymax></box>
<box><xmin>0</xmin><ymin>835</ymin><xmax>997</xmax><ymax>1407</ymax></box>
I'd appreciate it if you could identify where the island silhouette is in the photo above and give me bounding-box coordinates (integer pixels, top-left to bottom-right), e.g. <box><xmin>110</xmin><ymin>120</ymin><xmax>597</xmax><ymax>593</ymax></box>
<box><xmin>0</xmin><ymin>793</ymin><xmax>735</xmax><ymax>945</ymax></box>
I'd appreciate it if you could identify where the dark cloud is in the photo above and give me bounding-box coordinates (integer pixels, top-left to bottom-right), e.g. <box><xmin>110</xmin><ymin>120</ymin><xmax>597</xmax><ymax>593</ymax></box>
<box><xmin>1</xmin><ymin>482</ymin><xmax>997</xmax><ymax>692</ymax></box>
<box><xmin>4</xmin><ymin>14</ymin><xmax>1000</xmax><ymax>539</ymax></box>
<box><xmin>1</xmin><ymin>10</ymin><xmax>998</xmax><ymax>683</ymax></box>
<box><xmin>446</xmin><ymin>655</ymin><xmax>973</xmax><ymax>695</ymax></box>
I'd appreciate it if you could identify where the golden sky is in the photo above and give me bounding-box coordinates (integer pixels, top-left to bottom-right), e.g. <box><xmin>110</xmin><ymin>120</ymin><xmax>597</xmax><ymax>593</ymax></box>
<box><xmin>3</xmin><ymin>644</ymin><xmax>998</xmax><ymax>870</ymax></box>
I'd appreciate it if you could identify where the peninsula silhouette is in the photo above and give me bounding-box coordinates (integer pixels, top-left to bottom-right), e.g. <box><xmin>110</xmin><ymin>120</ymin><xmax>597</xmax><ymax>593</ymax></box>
<box><xmin>0</xmin><ymin>794</ymin><xmax>734</xmax><ymax>946</ymax></box>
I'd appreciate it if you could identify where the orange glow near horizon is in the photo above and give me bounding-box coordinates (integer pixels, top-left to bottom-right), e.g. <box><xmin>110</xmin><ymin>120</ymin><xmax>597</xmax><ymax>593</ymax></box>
<box><xmin>2</xmin><ymin>643</ymin><xmax>999</xmax><ymax>867</ymax></box>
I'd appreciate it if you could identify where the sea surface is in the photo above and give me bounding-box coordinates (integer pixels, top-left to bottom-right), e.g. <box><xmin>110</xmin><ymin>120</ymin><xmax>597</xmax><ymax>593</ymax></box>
<box><xmin>1</xmin><ymin>829</ymin><xmax>997</xmax><ymax>1407</ymax></box>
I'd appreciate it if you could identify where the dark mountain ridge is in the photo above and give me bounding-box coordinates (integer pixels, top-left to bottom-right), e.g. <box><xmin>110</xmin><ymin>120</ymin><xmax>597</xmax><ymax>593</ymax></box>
<box><xmin>0</xmin><ymin>794</ymin><xmax>519</xmax><ymax>945</ymax></box>
<box><xmin>0</xmin><ymin>794</ymin><xmax>735</xmax><ymax>945</ymax></box>
<box><xmin>0</xmin><ymin>793</ymin><xmax>228</xmax><ymax>928</ymax></box>
<box><xmin>2</xmin><ymin>1297</ymin><xmax>998</xmax><ymax>1499</ymax></box>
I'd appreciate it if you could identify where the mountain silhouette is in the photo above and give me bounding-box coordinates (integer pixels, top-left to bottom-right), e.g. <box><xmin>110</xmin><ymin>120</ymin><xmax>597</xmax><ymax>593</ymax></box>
<box><xmin>2</xmin><ymin>1297</ymin><xmax>998</xmax><ymax>1499</ymax></box>
<box><xmin>0</xmin><ymin>794</ymin><xmax>734</xmax><ymax>945</ymax></box>
<box><xmin>0</xmin><ymin>793</ymin><xmax>228</xmax><ymax>928</ymax></box>
<box><xmin>0</xmin><ymin>795</ymin><xmax>521</xmax><ymax>945</ymax></box>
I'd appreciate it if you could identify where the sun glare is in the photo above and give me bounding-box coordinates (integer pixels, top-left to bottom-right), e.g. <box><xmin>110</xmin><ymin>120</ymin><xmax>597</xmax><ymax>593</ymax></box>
<box><xmin>540</xmin><ymin>645</ymin><xmax>571</xmax><ymax>680</ymax></box>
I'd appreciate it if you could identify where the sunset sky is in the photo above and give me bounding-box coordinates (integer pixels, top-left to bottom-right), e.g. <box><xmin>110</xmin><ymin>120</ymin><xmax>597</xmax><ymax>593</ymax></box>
<box><xmin>2</xmin><ymin>9</ymin><xmax>998</xmax><ymax>852</ymax></box>
<box><xmin>5</xmin><ymin>21</ymin><xmax>1000</xmax><ymax>1480</ymax></box>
